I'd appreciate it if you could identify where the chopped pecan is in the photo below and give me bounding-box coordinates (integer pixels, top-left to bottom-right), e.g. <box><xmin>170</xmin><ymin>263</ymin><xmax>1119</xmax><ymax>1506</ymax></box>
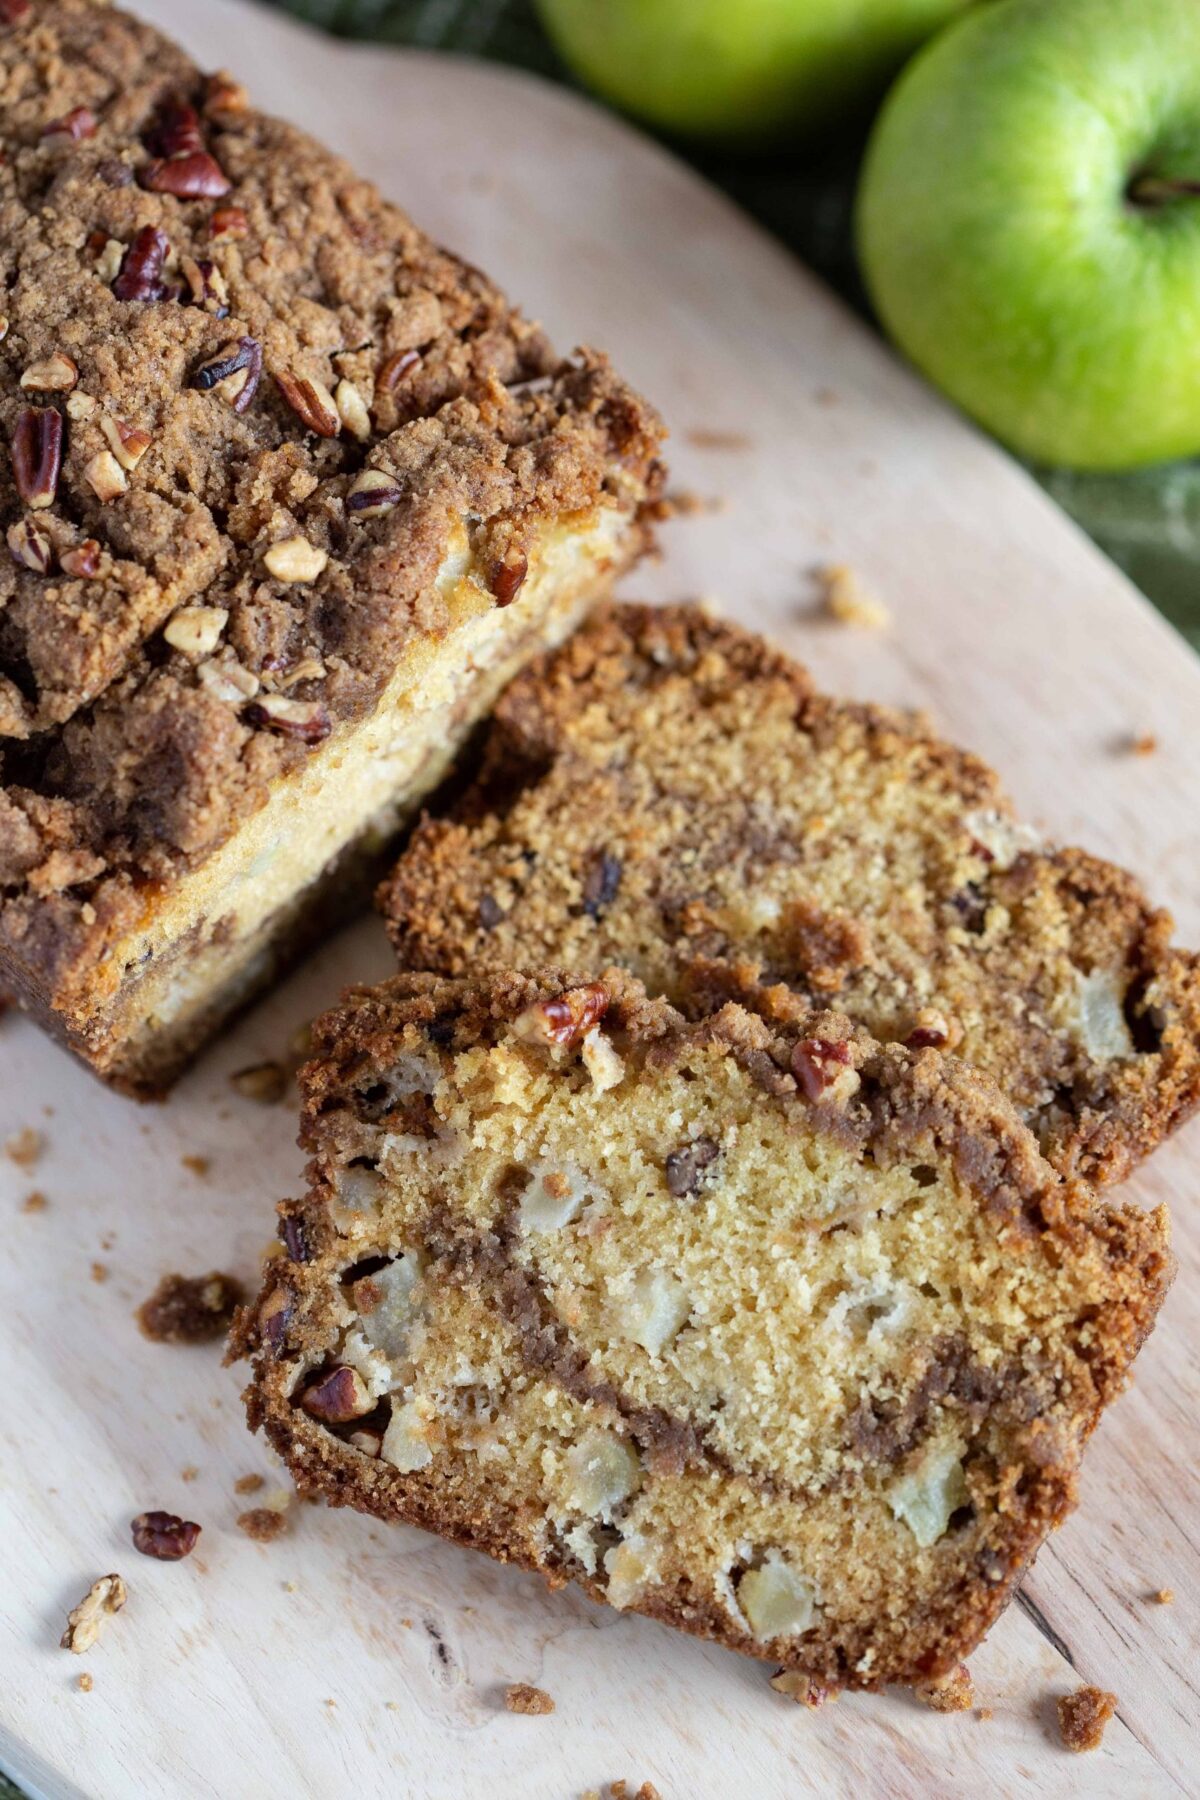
<box><xmin>0</xmin><ymin>0</ymin><xmax>30</xmax><ymax>26</ymax></box>
<box><xmin>191</xmin><ymin>336</ymin><xmax>262</xmax><ymax>413</ymax></box>
<box><xmin>375</xmin><ymin>347</ymin><xmax>420</xmax><ymax>395</ymax></box>
<box><xmin>60</xmin><ymin>1575</ymin><xmax>126</xmax><ymax>1653</ymax></box>
<box><xmin>20</xmin><ymin>352</ymin><xmax>78</xmax><ymax>392</ymax></box>
<box><xmin>146</xmin><ymin>95</ymin><xmax>204</xmax><ymax>158</ymax></box>
<box><xmin>7</xmin><ymin>518</ymin><xmax>53</xmax><ymax>573</ymax></box>
<box><xmin>345</xmin><ymin>468</ymin><xmax>403</xmax><ymax>519</ymax></box>
<box><xmin>180</xmin><ymin>255</ymin><xmax>229</xmax><ymax>316</ymax></box>
<box><xmin>98</xmin><ymin>413</ymin><xmax>151</xmax><ymax>472</ymax></box>
<box><xmin>487</xmin><ymin>547</ymin><xmax>528</xmax><ymax>607</ymax></box>
<box><xmin>262</xmin><ymin>536</ymin><xmax>327</xmax><ymax>584</ymax></box>
<box><xmin>299</xmin><ymin>1365</ymin><xmax>372</xmax><ymax>1423</ymax></box>
<box><xmin>141</xmin><ymin>148</ymin><xmax>231</xmax><ymax>199</ymax></box>
<box><xmin>83</xmin><ymin>449</ymin><xmax>127</xmax><ymax>503</ymax></box>
<box><xmin>204</xmin><ymin>71</ymin><xmax>249</xmax><ymax>117</ymax></box>
<box><xmin>515</xmin><ymin>982</ymin><xmax>610</xmax><ymax>1050</ymax></box>
<box><xmin>197</xmin><ymin>655</ymin><xmax>258</xmax><ymax>702</ymax></box>
<box><xmin>11</xmin><ymin>406</ymin><xmax>62</xmax><ymax>509</ymax></box>
<box><xmin>131</xmin><ymin>1510</ymin><xmax>202</xmax><ymax>1560</ymax></box>
<box><xmin>334</xmin><ymin>378</ymin><xmax>370</xmax><ymax>440</ymax></box>
<box><xmin>61</xmin><ymin>538</ymin><xmax>102</xmax><ymax>578</ymax></box>
<box><xmin>112</xmin><ymin>225</ymin><xmax>170</xmax><ymax>302</ymax></box>
<box><xmin>275</xmin><ymin>371</ymin><xmax>339</xmax><ymax>437</ymax></box>
<box><xmin>209</xmin><ymin>203</ymin><xmax>248</xmax><ymax>240</ymax></box>
<box><xmin>164</xmin><ymin>605</ymin><xmax>228</xmax><ymax>659</ymax></box>
<box><xmin>42</xmin><ymin>105</ymin><xmax>95</xmax><ymax>141</ymax></box>
<box><xmin>243</xmin><ymin>693</ymin><xmax>331</xmax><ymax>743</ymax></box>
<box><xmin>791</xmin><ymin>1036</ymin><xmax>852</xmax><ymax>1101</ymax></box>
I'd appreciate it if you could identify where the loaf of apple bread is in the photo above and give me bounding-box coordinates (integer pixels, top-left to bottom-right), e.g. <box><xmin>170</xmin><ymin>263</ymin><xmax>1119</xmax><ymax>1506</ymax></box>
<box><xmin>0</xmin><ymin>0</ymin><xmax>662</xmax><ymax>1093</ymax></box>
<box><xmin>238</xmin><ymin>967</ymin><xmax>1170</xmax><ymax>1692</ymax></box>
<box><xmin>380</xmin><ymin>603</ymin><xmax>1200</xmax><ymax>1184</ymax></box>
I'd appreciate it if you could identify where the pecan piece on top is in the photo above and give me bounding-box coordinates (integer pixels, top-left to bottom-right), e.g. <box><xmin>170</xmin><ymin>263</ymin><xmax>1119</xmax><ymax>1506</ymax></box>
<box><xmin>191</xmin><ymin>336</ymin><xmax>262</xmax><ymax>414</ymax></box>
<box><xmin>131</xmin><ymin>1510</ymin><xmax>202</xmax><ymax>1561</ymax></box>
<box><xmin>274</xmin><ymin>371</ymin><xmax>340</xmax><ymax>438</ymax></box>
<box><xmin>146</xmin><ymin>95</ymin><xmax>205</xmax><ymax>158</ymax></box>
<box><xmin>7</xmin><ymin>517</ymin><xmax>53</xmax><ymax>572</ymax></box>
<box><xmin>112</xmin><ymin>225</ymin><xmax>170</xmax><ymax>302</ymax></box>
<box><xmin>10</xmin><ymin>406</ymin><xmax>62</xmax><ymax>509</ymax></box>
<box><xmin>42</xmin><ymin>105</ymin><xmax>96</xmax><ymax>141</ymax></box>
<box><xmin>514</xmin><ymin>982</ymin><xmax>610</xmax><ymax>1051</ymax></box>
<box><xmin>141</xmin><ymin>149</ymin><xmax>231</xmax><ymax>200</ymax></box>
<box><xmin>791</xmin><ymin>1035</ymin><xmax>853</xmax><ymax>1101</ymax></box>
<box><xmin>0</xmin><ymin>0</ymin><xmax>31</xmax><ymax>27</ymax></box>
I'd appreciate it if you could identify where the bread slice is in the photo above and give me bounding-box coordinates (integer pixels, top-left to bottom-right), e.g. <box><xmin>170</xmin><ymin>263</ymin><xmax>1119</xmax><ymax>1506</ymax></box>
<box><xmin>380</xmin><ymin>603</ymin><xmax>1200</xmax><ymax>1184</ymax></box>
<box><xmin>0</xmin><ymin>1</ymin><xmax>662</xmax><ymax>1094</ymax></box>
<box><xmin>238</xmin><ymin>967</ymin><xmax>1170</xmax><ymax>1693</ymax></box>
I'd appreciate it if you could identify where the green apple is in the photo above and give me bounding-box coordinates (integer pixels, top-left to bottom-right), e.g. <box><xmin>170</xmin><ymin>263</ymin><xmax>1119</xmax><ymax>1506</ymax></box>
<box><xmin>857</xmin><ymin>0</ymin><xmax>1200</xmax><ymax>470</ymax></box>
<box><xmin>534</xmin><ymin>0</ymin><xmax>973</xmax><ymax>142</ymax></box>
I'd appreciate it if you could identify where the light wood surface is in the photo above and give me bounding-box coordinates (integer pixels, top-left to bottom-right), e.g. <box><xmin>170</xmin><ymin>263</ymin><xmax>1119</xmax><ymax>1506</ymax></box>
<box><xmin>1</xmin><ymin>3</ymin><xmax>1197</xmax><ymax>1795</ymax></box>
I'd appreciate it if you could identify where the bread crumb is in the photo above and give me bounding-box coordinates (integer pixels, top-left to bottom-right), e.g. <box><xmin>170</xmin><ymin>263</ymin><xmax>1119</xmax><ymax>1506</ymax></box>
<box><xmin>1129</xmin><ymin>733</ymin><xmax>1158</xmax><ymax>756</ymax></box>
<box><xmin>818</xmin><ymin>563</ymin><xmax>890</xmax><ymax>630</ymax></box>
<box><xmin>5</xmin><ymin>1126</ymin><xmax>43</xmax><ymax>1168</ymax></box>
<box><xmin>181</xmin><ymin>1154</ymin><xmax>210</xmax><ymax>1176</ymax></box>
<box><xmin>230</xmin><ymin>1061</ymin><xmax>289</xmax><ymax>1104</ymax></box>
<box><xmin>385</xmin><ymin>1700</ymin><xmax>398</xmax><ymax>1711</ymax></box>
<box><xmin>662</xmin><ymin>488</ymin><xmax>726</xmax><ymax>518</ymax></box>
<box><xmin>976</xmin><ymin>1707</ymin><xmax>993</xmax><ymax>1722</ymax></box>
<box><xmin>91</xmin><ymin>1261</ymin><xmax>108</xmax><ymax>1283</ymax></box>
<box><xmin>1056</xmin><ymin>1686</ymin><xmax>1116</xmax><ymax>1753</ymax></box>
<box><xmin>238</xmin><ymin>1506</ymin><xmax>289</xmax><ymax>1542</ymax></box>
<box><xmin>606</xmin><ymin>1785</ymin><xmax>660</xmax><ymax>1800</ymax></box>
<box><xmin>504</xmin><ymin>1682</ymin><xmax>555</xmax><ymax>1716</ymax></box>
<box><xmin>685</xmin><ymin>427</ymin><xmax>751</xmax><ymax>452</ymax></box>
<box><xmin>77</xmin><ymin>1672</ymin><xmax>93</xmax><ymax>1692</ymax></box>
<box><xmin>282</xmin><ymin>1581</ymin><xmax>297</xmax><ymax>1593</ymax></box>
<box><xmin>180</xmin><ymin>1466</ymin><xmax>199</xmax><ymax>1483</ymax></box>
<box><xmin>21</xmin><ymin>1190</ymin><xmax>47</xmax><ymax>1213</ymax></box>
<box><xmin>1150</xmin><ymin>1587</ymin><xmax>1174</xmax><ymax>1604</ymax></box>
<box><xmin>137</xmin><ymin>1270</ymin><xmax>244</xmax><ymax>1343</ymax></box>
<box><xmin>769</xmin><ymin>1668</ymin><xmax>836</xmax><ymax>1708</ymax></box>
<box><xmin>60</xmin><ymin>1574</ymin><xmax>126</xmax><ymax>1653</ymax></box>
<box><xmin>915</xmin><ymin>1663</ymin><xmax>975</xmax><ymax>1712</ymax></box>
<box><xmin>234</xmin><ymin>1473</ymin><xmax>265</xmax><ymax>1495</ymax></box>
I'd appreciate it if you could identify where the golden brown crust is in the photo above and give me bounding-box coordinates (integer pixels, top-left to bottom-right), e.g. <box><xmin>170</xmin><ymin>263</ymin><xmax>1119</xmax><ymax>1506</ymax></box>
<box><xmin>239</xmin><ymin>967</ymin><xmax>1171</xmax><ymax>1692</ymax></box>
<box><xmin>0</xmin><ymin>1</ymin><xmax>663</xmax><ymax>1069</ymax></box>
<box><xmin>379</xmin><ymin>602</ymin><xmax>1200</xmax><ymax>1184</ymax></box>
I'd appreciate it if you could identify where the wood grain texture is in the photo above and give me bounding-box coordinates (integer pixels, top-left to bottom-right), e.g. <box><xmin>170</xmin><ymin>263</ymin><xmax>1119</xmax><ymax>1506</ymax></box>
<box><xmin>0</xmin><ymin>3</ymin><xmax>1196</xmax><ymax>1795</ymax></box>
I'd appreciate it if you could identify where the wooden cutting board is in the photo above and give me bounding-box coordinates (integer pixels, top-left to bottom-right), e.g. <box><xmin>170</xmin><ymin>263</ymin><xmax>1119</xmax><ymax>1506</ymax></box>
<box><xmin>1</xmin><ymin>3</ymin><xmax>1197</xmax><ymax>1795</ymax></box>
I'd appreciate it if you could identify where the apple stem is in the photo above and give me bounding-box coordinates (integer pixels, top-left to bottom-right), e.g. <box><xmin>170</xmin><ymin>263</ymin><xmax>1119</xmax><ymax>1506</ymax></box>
<box><xmin>1128</xmin><ymin>173</ymin><xmax>1200</xmax><ymax>206</ymax></box>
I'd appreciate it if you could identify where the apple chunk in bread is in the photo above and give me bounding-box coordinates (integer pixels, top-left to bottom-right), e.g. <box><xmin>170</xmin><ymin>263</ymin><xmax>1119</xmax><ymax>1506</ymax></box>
<box><xmin>239</xmin><ymin>969</ymin><xmax>1171</xmax><ymax>1693</ymax></box>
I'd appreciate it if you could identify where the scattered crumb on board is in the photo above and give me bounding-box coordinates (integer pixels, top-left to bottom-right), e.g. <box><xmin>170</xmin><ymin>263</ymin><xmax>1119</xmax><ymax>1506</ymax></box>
<box><xmin>1056</xmin><ymin>1686</ymin><xmax>1117</xmax><ymax>1753</ymax></box>
<box><xmin>229</xmin><ymin>1061</ymin><xmax>289</xmax><ymax>1104</ymax></box>
<box><xmin>180</xmin><ymin>1154</ymin><xmax>210</xmax><ymax>1177</ymax></box>
<box><xmin>77</xmin><ymin>1672</ymin><xmax>94</xmax><ymax>1693</ymax></box>
<box><xmin>818</xmin><ymin>562</ymin><xmax>891</xmax><ymax>630</ymax></box>
<box><xmin>915</xmin><ymin>1664</ymin><xmax>975</xmax><ymax>1713</ymax></box>
<box><xmin>235</xmin><ymin>1473</ymin><xmax>265</xmax><ymax>1496</ymax></box>
<box><xmin>504</xmin><ymin>1683</ymin><xmax>555</xmax><ymax>1716</ymax></box>
<box><xmin>20</xmin><ymin>1190</ymin><xmax>46</xmax><ymax>1212</ymax></box>
<box><xmin>1149</xmin><ymin>1587</ymin><xmax>1175</xmax><ymax>1605</ymax></box>
<box><xmin>238</xmin><ymin>1505</ymin><xmax>289</xmax><ymax>1542</ymax></box>
<box><xmin>4</xmin><ymin>1126</ymin><xmax>43</xmax><ymax>1168</ymax></box>
<box><xmin>684</xmin><ymin>427</ymin><xmax>751</xmax><ymax>452</ymax></box>
<box><xmin>91</xmin><ymin>1262</ymin><xmax>108</xmax><ymax>1284</ymax></box>
<box><xmin>137</xmin><ymin>1271</ymin><xmax>245</xmax><ymax>1343</ymax></box>
<box><xmin>1128</xmin><ymin>733</ymin><xmax>1158</xmax><ymax>756</ymax></box>
<box><xmin>769</xmin><ymin>1668</ymin><xmax>836</xmax><ymax>1708</ymax></box>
